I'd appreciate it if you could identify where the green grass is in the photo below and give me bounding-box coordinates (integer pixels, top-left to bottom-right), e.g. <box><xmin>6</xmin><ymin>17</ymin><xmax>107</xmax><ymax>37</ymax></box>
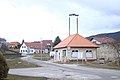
<box><xmin>7</xmin><ymin>58</ymin><xmax>39</xmax><ymax>69</ymax></box>
<box><xmin>34</xmin><ymin>53</ymin><xmax>51</xmax><ymax>61</ymax></box>
<box><xmin>55</xmin><ymin>60</ymin><xmax>86</xmax><ymax>64</ymax></box>
<box><xmin>56</xmin><ymin>60</ymin><xmax>120</xmax><ymax>70</ymax></box>
<box><xmin>7</xmin><ymin>74</ymin><xmax>48</xmax><ymax>80</ymax></box>
<box><xmin>85</xmin><ymin>61</ymin><xmax>120</xmax><ymax>70</ymax></box>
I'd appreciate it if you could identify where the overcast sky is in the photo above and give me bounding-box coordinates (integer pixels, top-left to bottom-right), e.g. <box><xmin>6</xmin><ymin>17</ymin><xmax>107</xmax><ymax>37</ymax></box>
<box><xmin>0</xmin><ymin>0</ymin><xmax>120</xmax><ymax>42</ymax></box>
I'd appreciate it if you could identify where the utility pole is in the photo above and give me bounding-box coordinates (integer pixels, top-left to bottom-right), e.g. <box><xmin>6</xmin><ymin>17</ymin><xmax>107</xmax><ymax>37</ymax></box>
<box><xmin>51</xmin><ymin>27</ymin><xmax>53</xmax><ymax>52</ymax></box>
<box><xmin>40</xmin><ymin>38</ymin><xmax>42</xmax><ymax>60</ymax></box>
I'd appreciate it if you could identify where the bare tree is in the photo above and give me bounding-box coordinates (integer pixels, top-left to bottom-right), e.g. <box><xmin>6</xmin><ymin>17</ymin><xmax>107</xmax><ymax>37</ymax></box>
<box><xmin>112</xmin><ymin>41</ymin><xmax>120</xmax><ymax>66</ymax></box>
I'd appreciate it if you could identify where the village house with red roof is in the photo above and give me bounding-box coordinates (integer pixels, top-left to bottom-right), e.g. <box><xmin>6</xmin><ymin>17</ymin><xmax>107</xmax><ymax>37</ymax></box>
<box><xmin>90</xmin><ymin>37</ymin><xmax>116</xmax><ymax>44</ymax></box>
<box><xmin>19</xmin><ymin>40</ymin><xmax>52</xmax><ymax>56</ymax></box>
<box><xmin>8</xmin><ymin>42</ymin><xmax>20</xmax><ymax>49</ymax></box>
<box><xmin>53</xmin><ymin>33</ymin><xmax>99</xmax><ymax>61</ymax></box>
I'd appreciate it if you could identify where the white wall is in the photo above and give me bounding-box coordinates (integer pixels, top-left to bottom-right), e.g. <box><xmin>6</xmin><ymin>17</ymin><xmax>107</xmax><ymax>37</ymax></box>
<box><xmin>20</xmin><ymin>43</ymin><xmax>36</xmax><ymax>56</ymax></box>
<box><xmin>54</xmin><ymin>47</ymin><xmax>97</xmax><ymax>61</ymax></box>
<box><xmin>20</xmin><ymin>43</ymin><xmax>28</xmax><ymax>53</ymax></box>
<box><xmin>91</xmin><ymin>39</ymin><xmax>101</xmax><ymax>45</ymax></box>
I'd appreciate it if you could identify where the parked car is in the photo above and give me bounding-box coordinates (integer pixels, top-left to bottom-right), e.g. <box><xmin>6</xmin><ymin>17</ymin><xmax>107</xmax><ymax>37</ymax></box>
<box><xmin>99</xmin><ymin>58</ymin><xmax>105</xmax><ymax>64</ymax></box>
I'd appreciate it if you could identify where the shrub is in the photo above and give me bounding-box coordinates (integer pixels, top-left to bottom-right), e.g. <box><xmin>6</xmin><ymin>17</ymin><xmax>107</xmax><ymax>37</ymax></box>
<box><xmin>0</xmin><ymin>52</ymin><xmax>9</xmax><ymax>79</ymax></box>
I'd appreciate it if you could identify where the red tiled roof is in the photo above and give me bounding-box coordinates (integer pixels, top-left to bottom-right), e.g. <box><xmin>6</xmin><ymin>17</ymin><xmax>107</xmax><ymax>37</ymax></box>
<box><xmin>93</xmin><ymin>37</ymin><xmax>116</xmax><ymax>44</ymax></box>
<box><xmin>54</xmin><ymin>34</ymin><xmax>98</xmax><ymax>49</ymax></box>
<box><xmin>42</xmin><ymin>40</ymin><xmax>52</xmax><ymax>47</ymax></box>
<box><xmin>25</xmin><ymin>42</ymin><xmax>41</xmax><ymax>49</ymax></box>
<box><xmin>8</xmin><ymin>42</ymin><xmax>20</xmax><ymax>46</ymax></box>
<box><xmin>24</xmin><ymin>40</ymin><xmax>52</xmax><ymax>49</ymax></box>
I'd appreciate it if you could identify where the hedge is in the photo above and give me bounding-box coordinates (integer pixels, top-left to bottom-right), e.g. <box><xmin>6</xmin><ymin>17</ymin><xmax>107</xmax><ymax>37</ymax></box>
<box><xmin>0</xmin><ymin>52</ymin><xmax>9</xmax><ymax>79</ymax></box>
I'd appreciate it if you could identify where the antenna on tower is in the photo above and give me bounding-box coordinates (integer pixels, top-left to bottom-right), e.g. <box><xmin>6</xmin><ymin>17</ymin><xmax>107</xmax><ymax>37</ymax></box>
<box><xmin>69</xmin><ymin>13</ymin><xmax>79</xmax><ymax>36</ymax></box>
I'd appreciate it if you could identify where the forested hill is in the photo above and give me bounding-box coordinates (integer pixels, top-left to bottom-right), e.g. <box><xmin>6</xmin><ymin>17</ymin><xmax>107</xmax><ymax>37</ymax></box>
<box><xmin>87</xmin><ymin>31</ymin><xmax>120</xmax><ymax>41</ymax></box>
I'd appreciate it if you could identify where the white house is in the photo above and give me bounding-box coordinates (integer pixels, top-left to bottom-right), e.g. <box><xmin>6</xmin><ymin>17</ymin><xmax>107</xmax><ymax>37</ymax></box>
<box><xmin>19</xmin><ymin>42</ymin><xmax>41</xmax><ymax>56</ymax></box>
<box><xmin>90</xmin><ymin>38</ymin><xmax>101</xmax><ymax>45</ymax></box>
<box><xmin>53</xmin><ymin>34</ymin><xmax>99</xmax><ymax>61</ymax></box>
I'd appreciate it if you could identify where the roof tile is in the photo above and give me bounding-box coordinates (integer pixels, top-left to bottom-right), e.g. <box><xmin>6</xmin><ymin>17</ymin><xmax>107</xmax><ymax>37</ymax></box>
<box><xmin>54</xmin><ymin>34</ymin><xmax>98</xmax><ymax>49</ymax></box>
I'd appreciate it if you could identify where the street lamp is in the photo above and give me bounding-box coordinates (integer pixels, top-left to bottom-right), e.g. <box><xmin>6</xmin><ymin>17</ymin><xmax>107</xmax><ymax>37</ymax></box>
<box><xmin>40</xmin><ymin>38</ymin><xmax>42</xmax><ymax>60</ymax></box>
<box><xmin>69</xmin><ymin>13</ymin><xmax>79</xmax><ymax>36</ymax></box>
<box><xmin>51</xmin><ymin>27</ymin><xmax>53</xmax><ymax>52</ymax></box>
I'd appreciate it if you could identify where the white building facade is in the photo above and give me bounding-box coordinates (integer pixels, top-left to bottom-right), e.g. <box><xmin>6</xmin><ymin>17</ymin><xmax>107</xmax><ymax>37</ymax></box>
<box><xmin>19</xmin><ymin>43</ymin><xmax>40</xmax><ymax>56</ymax></box>
<box><xmin>54</xmin><ymin>34</ymin><xmax>98</xmax><ymax>61</ymax></box>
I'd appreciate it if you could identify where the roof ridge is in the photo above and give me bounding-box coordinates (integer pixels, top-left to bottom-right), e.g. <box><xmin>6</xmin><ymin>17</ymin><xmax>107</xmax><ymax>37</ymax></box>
<box><xmin>67</xmin><ymin>34</ymin><xmax>77</xmax><ymax>47</ymax></box>
<box><xmin>80</xmin><ymin>35</ymin><xmax>98</xmax><ymax>45</ymax></box>
<box><xmin>57</xmin><ymin>34</ymin><xmax>74</xmax><ymax>46</ymax></box>
<box><xmin>54</xmin><ymin>33</ymin><xmax>99</xmax><ymax>49</ymax></box>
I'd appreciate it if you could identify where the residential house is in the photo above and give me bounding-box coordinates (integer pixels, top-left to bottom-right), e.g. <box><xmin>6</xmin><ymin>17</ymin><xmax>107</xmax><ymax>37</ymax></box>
<box><xmin>20</xmin><ymin>42</ymin><xmax>41</xmax><ymax>56</ymax></box>
<box><xmin>41</xmin><ymin>40</ymin><xmax>52</xmax><ymax>53</ymax></box>
<box><xmin>90</xmin><ymin>37</ymin><xmax>117</xmax><ymax>60</ymax></box>
<box><xmin>53</xmin><ymin>34</ymin><xmax>99</xmax><ymax>61</ymax></box>
<box><xmin>33</xmin><ymin>40</ymin><xmax>52</xmax><ymax>53</ymax></box>
<box><xmin>90</xmin><ymin>37</ymin><xmax>115</xmax><ymax>44</ymax></box>
<box><xmin>8</xmin><ymin>42</ymin><xmax>20</xmax><ymax>49</ymax></box>
<box><xmin>20</xmin><ymin>40</ymin><xmax>52</xmax><ymax>56</ymax></box>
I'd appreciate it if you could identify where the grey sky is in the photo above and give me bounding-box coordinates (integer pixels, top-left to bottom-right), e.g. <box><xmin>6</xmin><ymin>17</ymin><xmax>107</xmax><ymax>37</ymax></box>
<box><xmin>0</xmin><ymin>0</ymin><xmax>120</xmax><ymax>42</ymax></box>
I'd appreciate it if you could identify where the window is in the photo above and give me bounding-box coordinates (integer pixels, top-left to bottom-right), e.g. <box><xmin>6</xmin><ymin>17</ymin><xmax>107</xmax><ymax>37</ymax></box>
<box><xmin>21</xmin><ymin>50</ymin><xmax>22</xmax><ymax>52</ymax></box>
<box><xmin>56</xmin><ymin>50</ymin><xmax>58</xmax><ymax>52</ymax></box>
<box><xmin>31</xmin><ymin>50</ymin><xmax>33</xmax><ymax>52</ymax></box>
<box><xmin>92</xmin><ymin>41</ymin><xmax>96</xmax><ymax>44</ymax></box>
<box><xmin>63</xmin><ymin>50</ymin><xmax>66</xmax><ymax>57</ymax></box>
<box><xmin>22</xmin><ymin>46</ymin><xmax>26</xmax><ymax>48</ymax></box>
<box><xmin>72</xmin><ymin>50</ymin><xmax>78</xmax><ymax>52</ymax></box>
<box><xmin>86</xmin><ymin>50</ymin><xmax>93</xmax><ymax>58</ymax></box>
<box><xmin>72</xmin><ymin>50</ymin><xmax>78</xmax><ymax>58</ymax></box>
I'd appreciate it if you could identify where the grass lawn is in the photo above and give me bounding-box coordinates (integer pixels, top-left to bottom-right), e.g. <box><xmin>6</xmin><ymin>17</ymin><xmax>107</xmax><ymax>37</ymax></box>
<box><xmin>85</xmin><ymin>61</ymin><xmax>120</xmax><ymax>70</ymax></box>
<box><xmin>34</xmin><ymin>53</ymin><xmax>51</xmax><ymax>61</ymax></box>
<box><xmin>7</xmin><ymin>74</ymin><xmax>48</xmax><ymax>80</ymax></box>
<box><xmin>7</xmin><ymin>58</ymin><xmax>39</xmax><ymax>69</ymax></box>
<box><xmin>55</xmin><ymin>60</ymin><xmax>85</xmax><ymax>64</ymax></box>
<box><xmin>56</xmin><ymin>60</ymin><xmax>120</xmax><ymax>70</ymax></box>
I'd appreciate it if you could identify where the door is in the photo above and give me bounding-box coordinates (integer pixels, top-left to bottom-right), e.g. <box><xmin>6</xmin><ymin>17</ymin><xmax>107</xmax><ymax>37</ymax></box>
<box><xmin>78</xmin><ymin>52</ymin><xmax>83</xmax><ymax>59</ymax></box>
